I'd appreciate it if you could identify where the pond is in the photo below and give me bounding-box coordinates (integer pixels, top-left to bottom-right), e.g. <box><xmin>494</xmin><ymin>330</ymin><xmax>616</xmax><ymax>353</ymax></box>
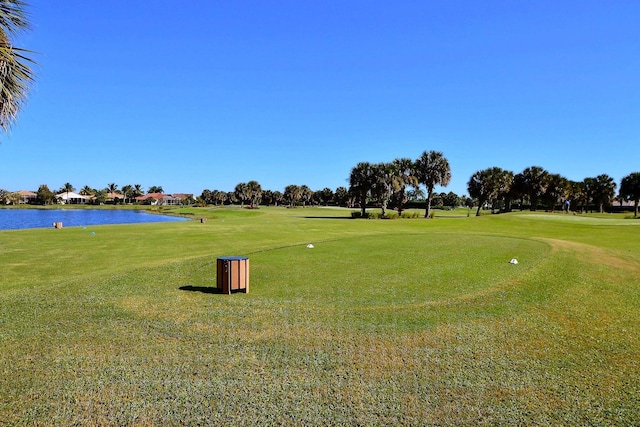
<box><xmin>0</xmin><ymin>209</ymin><xmax>189</xmax><ymax>231</ymax></box>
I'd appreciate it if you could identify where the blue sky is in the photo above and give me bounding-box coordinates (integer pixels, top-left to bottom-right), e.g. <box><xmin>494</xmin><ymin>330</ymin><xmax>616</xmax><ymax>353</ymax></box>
<box><xmin>2</xmin><ymin>0</ymin><xmax>638</xmax><ymax>197</ymax></box>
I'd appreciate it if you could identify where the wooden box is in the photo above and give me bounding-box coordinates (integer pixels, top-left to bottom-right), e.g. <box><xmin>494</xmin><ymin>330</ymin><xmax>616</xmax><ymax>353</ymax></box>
<box><xmin>216</xmin><ymin>256</ymin><xmax>249</xmax><ymax>294</ymax></box>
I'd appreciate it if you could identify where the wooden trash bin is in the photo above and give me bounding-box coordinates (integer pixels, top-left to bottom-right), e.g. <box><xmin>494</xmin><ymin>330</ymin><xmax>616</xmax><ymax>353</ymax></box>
<box><xmin>216</xmin><ymin>256</ymin><xmax>249</xmax><ymax>294</ymax></box>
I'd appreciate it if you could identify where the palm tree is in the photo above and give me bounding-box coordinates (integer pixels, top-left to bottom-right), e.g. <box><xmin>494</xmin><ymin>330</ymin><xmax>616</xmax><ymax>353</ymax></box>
<box><xmin>284</xmin><ymin>184</ymin><xmax>302</xmax><ymax>207</ymax></box>
<box><xmin>542</xmin><ymin>173</ymin><xmax>568</xmax><ymax>212</ymax></box>
<box><xmin>349</xmin><ymin>162</ymin><xmax>375</xmax><ymax>217</ymax></box>
<box><xmin>148</xmin><ymin>185</ymin><xmax>163</xmax><ymax>194</ymax></box>
<box><xmin>592</xmin><ymin>174</ymin><xmax>617</xmax><ymax>213</ymax></box>
<box><xmin>620</xmin><ymin>172</ymin><xmax>640</xmax><ymax>217</ymax></box>
<box><xmin>467</xmin><ymin>167</ymin><xmax>512</xmax><ymax>216</ymax></box>
<box><xmin>58</xmin><ymin>182</ymin><xmax>74</xmax><ymax>204</ymax></box>
<box><xmin>414</xmin><ymin>151</ymin><xmax>451</xmax><ymax>218</ymax></box>
<box><xmin>391</xmin><ymin>157</ymin><xmax>418</xmax><ymax>216</ymax></box>
<box><xmin>246</xmin><ymin>180</ymin><xmax>262</xmax><ymax>208</ymax></box>
<box><xmin>519</xmin><ymin>166</ymin><xmax>549</xmax><ymax>211</ymax></box>
<box><xmin>370</xmin><ymin>162</ymin><xmax>402</xmax><ymax>217</ymax></box>
<box><xmin>581</xmin><ymin>177</ymin><xmax>597</xmax><ymax>213</ymax></box>
<box><xmin>234</xmin><ymin>182</ymin><xmax>248</xmax><ymax>207</ymax></box>
<box><xmin>272</xmin><ymin>190</ymin><xmax>284</xmax><ymax>206</ymax></box>
<box><xmin>121</xmin><ymin>185</ymin><xmax>133</xmax><ymax>203</ymax></box>
<box><xmin>0</xmin><ymin>0</ymin><xmax>36</xmax><ymax>137</ymax></box>
<box><xmin>79</xmin><ymin>185</ymin><xmax>94</xmax><ymax>196</ymax></box>
<box><xmin>300</xmin><ymin>185</ymin><xmax>313</xmax><ymax>207</ymax></box>
<box><xmin>334</xmin><ymin>186</ymin><xmax>349</xmax><ymax>207</ymax></box>
<box><xmin>133</xmin><ymin>184</ymin><xmax>144</xmax><ymax>198</ymax></box>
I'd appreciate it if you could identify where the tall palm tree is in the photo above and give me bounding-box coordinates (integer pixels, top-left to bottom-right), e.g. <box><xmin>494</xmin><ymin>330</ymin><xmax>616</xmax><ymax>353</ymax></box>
<box><xmin>468</xmin><ymin>168</ymin><xmax>497</xmax><ymax>216</ymax></box>
<box><xmin>0</xmin><ymin>0</ymin><xmax>36</xmax><ymax>136</ymax></box>
<box><xmin>414</xmin><ymin>151</ymin><xmax>451</xmax><ymax>218</ymax></box>
<box><xmin>79</xmin><ymin>185</ymin><xmax>94</xmax><ymax>196</ymax></box>
<box><xmin>592</xmin><ymin>174</ymin><xmax>617</xmax><ymax>213</ymax></box>
<box><xmin>133</xmin><ymin>184</ymin><xmax>144</xmax><ymax>198</ymax></box>
<box><xmin>59</xmin><ymin>182</ymin><xmax>74</xmax><ymax>204</ymax></box>
<box><xmin>246</xmin><ymin>180</ymin><xmax>262</xmax><ymax>208</ymax></box>
<box><xmin>620</xmin><ymin>172</ymin><xmax>640</xmax><ymax>217</ymax></box>
<box><xmin>234</xmin><ymin>182</ymin><xmax>248</xmax><ymax>207</ymax></box>
<box><xmin>284</xmin><ymin>184</ymin><xmax>302</xmax><ymax>207</ymax></box>
<box><xmin>300</xmin><ymin>185</ymin><xmax>313</xmax><ymax>207</ymax></box>
<box><xmin>543</xmin><ymin>173</ymin><xmax>568</xmax><ymax>212</ymax></box>
<box><xmin>349</xmin><ymin>162</ymin><xmax>375</xmax><ymax>217</ymax></box>
<box><xmin>370</xmin><ymin>162</ymin><xmax>401</xmax><ymax>217</ymax></box>
<box><xmin>391</xmin><ymin>157</ymin><xmax>418</xmax><ymax>215</ymax></box>
<box><xmin>520</xmin><ymin>166</ymin><xmax>549</xmax><ymax>211</ymax></box>
<box><xmin>121</xmin><ymin>184</ymin><xmax>133</xmax><ymax>203</ymax></box>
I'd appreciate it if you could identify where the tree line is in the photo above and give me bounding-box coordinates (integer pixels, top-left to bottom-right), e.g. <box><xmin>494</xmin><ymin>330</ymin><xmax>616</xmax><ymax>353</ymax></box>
<box><xmin>468</xmin><ymin>167</ymin><xmax>640</xmax><ymax>217</ymax></box>
<box><xmin>3</xmin><ymin>151</ymin><xmax>639</xmax><ymax>217</ymax></box>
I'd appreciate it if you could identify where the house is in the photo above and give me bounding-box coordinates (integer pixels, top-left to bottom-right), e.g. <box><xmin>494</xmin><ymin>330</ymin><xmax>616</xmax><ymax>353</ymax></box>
<box><xmin>135</xmin><ymin>193</ymin><xmax>193</xmax><ymax>206</ymax></box>
<box><xmin>106</xmin><ymin>192</ymin><xmax>124</xmax><ymax>203</ymax></box>
<box><xmin>135</xmin><ymin>193</ymin><xmax>170</xmax><ymax>205</ymax></box>
<box><xmin>17</xmin><ymin>190</ymin><xmax>37</xmax><ymax>204</ymax></box>
<box><xmin>56</xmin><ymin>191</ymin><xmax>91</xmax><ymax>204</ymax></box>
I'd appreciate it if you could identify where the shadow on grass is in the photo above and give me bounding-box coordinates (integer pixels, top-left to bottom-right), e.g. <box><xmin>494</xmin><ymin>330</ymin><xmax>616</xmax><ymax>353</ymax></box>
<box><xmin>179</xmin><ymin>285</ymin><xmax>223</xmax><ymax>294</ymax></box>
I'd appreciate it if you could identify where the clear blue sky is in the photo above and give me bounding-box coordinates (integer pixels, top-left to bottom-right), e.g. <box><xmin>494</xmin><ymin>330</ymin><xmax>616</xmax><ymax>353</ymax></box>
<box><xmin>2</xmin><ymin>0</ymin><xmax>638</xmax><ymax>197</ymax></box>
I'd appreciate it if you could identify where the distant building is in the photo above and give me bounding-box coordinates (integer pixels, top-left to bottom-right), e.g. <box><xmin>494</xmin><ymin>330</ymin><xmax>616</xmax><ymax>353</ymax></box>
<box><xmin>56</xmin><ymin>191</ymin><xmax>91</xmax><ymax>204</ymax></box>
<box><xmin>17</xmin><ymin>190</ymin><xmax>37</xmax><ymax>204</ymax></box>
<box><xmin>135</xmin><ymin>193</ymin><xmax>194</xmax><ymax>206</ymax></box>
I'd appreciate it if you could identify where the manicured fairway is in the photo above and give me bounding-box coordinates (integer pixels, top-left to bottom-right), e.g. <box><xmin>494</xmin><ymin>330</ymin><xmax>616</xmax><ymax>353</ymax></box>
<box><xmin>1</xmin><ymin>207</ymin><xmax>639</xmax><ymax>425</ymax></box>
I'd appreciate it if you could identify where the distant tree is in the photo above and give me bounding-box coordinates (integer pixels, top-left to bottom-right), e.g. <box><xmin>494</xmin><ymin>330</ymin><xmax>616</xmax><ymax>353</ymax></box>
<box><xmin>93</xmin><ymin>189</ymin><xmax>107</xmax><ymax>205</ymax></box>
<box><xmin>36</xmin><ymin>184</ymin><xmax>54</xmax><ymax>205</ymax></box>
<box><xmin>414</xmin><ymin>151</ymin><xmax>451</xmax><ymax>218</ymax></box>
<box><xmin>299</xmin><ymin>185</ymin><xmax>313</xmax><ymax>207</ymax></box>
<box><xmin>431</xmin><ymin>193</ymin><xmax>444</xmax><ymax>209</ymax></box>
<box><xmin>580</xmin><ymin>177</ymin><xmax>597</xmax><ymax>212</ymax></box>
<box><xmin>390</xmin><ymin>157</ymin><xmax>418</xmax><ymax>215</ymax></box>
<box><xmin>284</xmin><ymin>184</ymin><xmax>302</xmax><ymax>207</ymax></box>
<box><xmin>0</xmin><ymin>188</ymin><xmax>7</xmax><ymax>204</ymax></box>
<box><xmin>468</xmin><ymin>167</ymin><xmax>513</xmax><ymax>216</ymax></box>
<box><xmin>59</xmin><ymin>182</ymin><xmax>74</xmax><ymax>194</ymax></box>
<box><xmin>406</xmin><ymin>187</ymin><xmax>425</xmax><ymax>202</ymax></box>
<box><xmin>272</xmin><ymin>190</ymin><xmax>284</xmax><ymax>206</ymax></box>
<box><xmin>120</xmin><ymin>185</ymin><xmax>132</xmax><ymax>203</ymax></box>
<box><xmin>106</xmin><ymin>183</ymin><xmax>119</xmax><ymax>194</ymax></box>
<box><xmin>234</xmin><ymin>182</ymin><xmax>248</xmax><ymax>207</ymax></box>
<box><xmin>200</xmin><ymin>189</ymin><xmax>212</xmax><ymax>204</ymax></box>
<box><xmin>246</xmin><ymin>180</ymin><xmax>262</xmax><ymax>208</ymax></box>
<box><xmin>7</xmin><ymin>191</ymin><xmax>21</xmax><ymax>205</ymax></box>
<box><xmin>0</xmin><ymin>0</ymin><xmax>37</xmax><ymax>137</ymax></box>
<box><xmin>369</xmin><ymin>162</ymin><xmax>401</xmax><ymax>216</ymax></box>
<box><xmin>317</xmin><ymin>187</ymin><xmax>334</xmax><ymax>206</ymax></box>
<box><xmin>212</xmin><ymin>189</ymin><xmax>227</xmax><ymax>206</ymax></box>
<box><xmin>148</xmin><ymin>185</ymin><xmax>163</xmax><ymax>194</ymax></box>
<box><xmin>79</xmin><ymin>185</ymin><xmax>94</xmax><ymax>196</ymax></box>
<box><xmin>58</xmin><ymin>182</ymin><xmax>74</xmax><ymax>203</ymax></box>
<box><xmin>519</xmin><ymin>166</ymin><xmax>549</xmax><ymax>211</ymax></box>
<box><xmin>542</xmin><ymin>173</ymin><xmax>568</xmax><ymax>212</ymax></box>
<box><xmin>564</xmin><ymin>180</ymin><xmax>582</xmax><ymax>212</ymax></box>
<box><xmin>442</xmin><ymin>191</ymin><xmax>461</xmax><ymax>209</ymax></box>
<box><xmin>620</xmin><ymin>172</ymin><xmax>640</xmax><ymax>217</ymax></box>
<box><xmin>592</xmin><ymin>174</ymin><xmax>617</xmax><ymax>213</ymax></box>
<box><xmin>333</xmin><ymin>186</ymin><xmax>349</xmax><ymax>207</ymax></box>
<box><xmin>132</xmin><ymin>184</ymin><xmax>144</xmax><ymax>198</ymax></box>
<box><xmin>349</xmin><ymin>162</ymin><xmax>375</xmax><ymax>217</ymax></box>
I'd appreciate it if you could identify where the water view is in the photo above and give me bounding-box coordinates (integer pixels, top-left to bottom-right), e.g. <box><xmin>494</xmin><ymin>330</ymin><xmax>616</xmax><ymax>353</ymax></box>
<box><xmin>0</xmin><ymin>209</ymin><xmax>189</xmax><ymax>231</ymax></box>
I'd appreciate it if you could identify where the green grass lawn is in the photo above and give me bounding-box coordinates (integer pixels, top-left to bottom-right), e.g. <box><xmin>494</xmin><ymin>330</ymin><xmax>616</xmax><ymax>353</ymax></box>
<box><xmin>1</xmin><ymin>207</ymin><xmax>639</xmax><ymax>425</ymax></box>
